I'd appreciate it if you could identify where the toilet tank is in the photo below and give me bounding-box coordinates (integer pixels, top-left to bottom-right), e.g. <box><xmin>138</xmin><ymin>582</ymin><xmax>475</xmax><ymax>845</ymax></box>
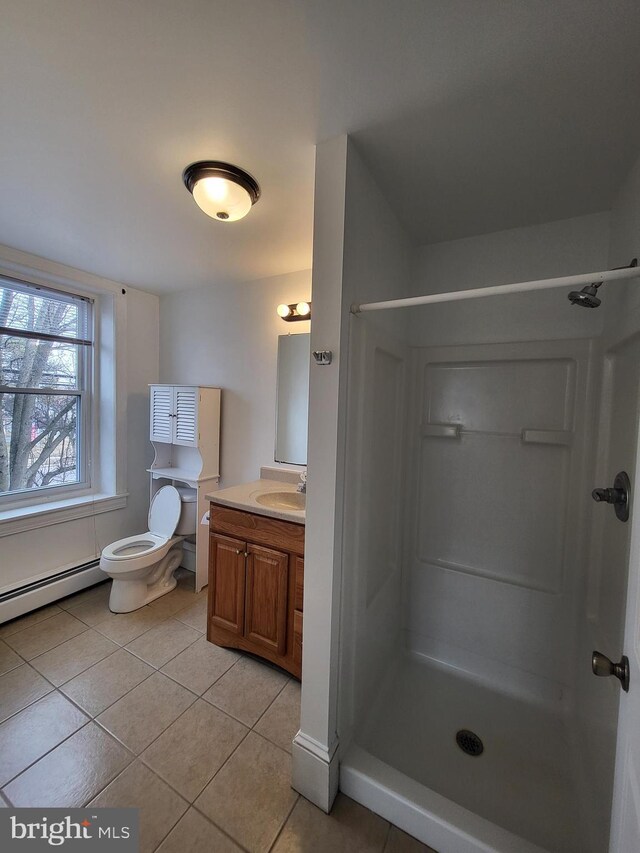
<box><xmin>174</xmin><ymin>486</ymin><xmax>198</xmax><ymax>535</ymax></box>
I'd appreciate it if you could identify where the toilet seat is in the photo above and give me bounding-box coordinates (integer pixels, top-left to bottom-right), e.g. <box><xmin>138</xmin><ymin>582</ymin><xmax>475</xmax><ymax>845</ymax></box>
<box><xmin>101</xmin><ymin>532</ymin><xmax>168</xmax><ymax>562</ymax></box>
<box><xmin>99</xmin><ymin>485</ymin><xmax>188</xmax><ymax>612</ymax></box>
<box><xmin>100</xmin><ymin>534</ymin><xmax>180</xmax><ymax>576</ymax></box>
<box><xmin>100</xmin><ymin>486</ymin><xmax>183</xmax><ymax>575</ymax></box>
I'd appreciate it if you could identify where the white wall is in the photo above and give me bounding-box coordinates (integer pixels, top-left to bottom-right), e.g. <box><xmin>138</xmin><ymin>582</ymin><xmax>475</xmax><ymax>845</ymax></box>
<box><xmin>338</xmin><ymin>143</ymin><xmax>412</xmax><ymax>738</ymax></box>
<box><xmin>0</xmin><ymin>249</ymin><xmax>159</xmax><ymax>594</ymax></box>
<box><xmin>410</xmin><ymin>212</ymin><xmax>609</xmax><ymax>346</ymax></box>
<box><xmin>293</xmin><ymin>135</ymin><xmax>413</xmax><ymax>809</ymax></box>
<box><xmin>159</xmin><ymin>269</ymin><xmax>311</xmax><ymax>487</ymax></box>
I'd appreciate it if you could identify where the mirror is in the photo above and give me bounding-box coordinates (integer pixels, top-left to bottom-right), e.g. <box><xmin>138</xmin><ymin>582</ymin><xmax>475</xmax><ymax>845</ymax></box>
<box><xmin>275</xmin><ymin>333</ymin><xmax>310</xmax><ymax>465</ymax></box>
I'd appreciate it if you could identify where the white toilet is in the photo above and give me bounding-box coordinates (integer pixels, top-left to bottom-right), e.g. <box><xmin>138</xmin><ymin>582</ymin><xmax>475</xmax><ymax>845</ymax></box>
<box><xmin>100</xmin><ymin>485</ymin><xmax>197</xmax><ymax>613</ymax></box>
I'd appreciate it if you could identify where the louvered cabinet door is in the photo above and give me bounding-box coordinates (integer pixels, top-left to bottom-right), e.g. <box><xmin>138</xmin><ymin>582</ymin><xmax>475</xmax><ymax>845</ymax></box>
<box><xmin>244</xmin><ymin>544</ymin><xmax>288</xmax><ymax>655</ymax></box>
<box><xmin>173</xmin><ymin>386</ymin><xmax>199</xmax><ymax>446</ymax></box>
<box><xmin>150</xmin><ymin>385</ymin><xmax>174</xmax><ymax>443</ymax></box>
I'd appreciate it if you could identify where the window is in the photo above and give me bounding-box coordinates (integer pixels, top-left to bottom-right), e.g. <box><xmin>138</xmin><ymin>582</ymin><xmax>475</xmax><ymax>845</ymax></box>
<box><xmin>0</xmin><ymin>277</ymin><xmax>93</xmax><ymax>504</ymax></box>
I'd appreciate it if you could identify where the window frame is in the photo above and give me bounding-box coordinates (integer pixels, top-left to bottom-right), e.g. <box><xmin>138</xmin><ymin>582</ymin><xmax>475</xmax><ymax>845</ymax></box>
<box><xmin>0</xmin><ymin>275</ymin><xmax>94</xmax><ymax>510</ymax></box>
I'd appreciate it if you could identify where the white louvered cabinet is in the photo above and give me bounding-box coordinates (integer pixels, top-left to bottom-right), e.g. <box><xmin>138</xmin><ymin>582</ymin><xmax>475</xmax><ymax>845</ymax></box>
<box><xmin>150</xmin><ymin>385</ymin><xmax>200</xmax><ymax>446</ymax></box>
<box><xmin>174</xmin><ymin>386</ymin><xmax>198</xmax><ymax>446</ymax></box>
<box><xmin>148</xmin><ymin>385</ymin><xmax>221</xmax><ymax>591</ymax></box>
<box><xmin>150</xmin><ymin>385</ymin><xmax>175</xmax><ymax>443</ymax></box>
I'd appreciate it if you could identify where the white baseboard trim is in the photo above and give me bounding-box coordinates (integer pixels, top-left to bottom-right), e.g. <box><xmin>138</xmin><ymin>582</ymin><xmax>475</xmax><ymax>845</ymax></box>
<box><xmin>0</xmin><ymin>564</ymin><xmax>106</xmax><ymax>623</ymax></box>
<box><xmin>292</xmin><ymin>730</ymin><xmax>340</xmax><ymax>813</ymax></box>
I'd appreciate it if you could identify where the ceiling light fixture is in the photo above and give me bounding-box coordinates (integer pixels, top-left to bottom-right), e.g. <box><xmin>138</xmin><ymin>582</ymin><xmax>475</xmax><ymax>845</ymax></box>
<box><xmin>277</xmin><ymin>302</ymin><xmax>312</xmax><ymax>322</ymax></box>
<box><xmin>182</xmin><ymin>161</ymin><xmax>260</xmax><ymax>222</ymax></box>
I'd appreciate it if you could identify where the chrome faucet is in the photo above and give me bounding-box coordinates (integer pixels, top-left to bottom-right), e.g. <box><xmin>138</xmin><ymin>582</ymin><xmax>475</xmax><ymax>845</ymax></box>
<box><xmin>297</xmin><ymin>471</ymin><xmax>307</xmax><ymax>494</ymax></box>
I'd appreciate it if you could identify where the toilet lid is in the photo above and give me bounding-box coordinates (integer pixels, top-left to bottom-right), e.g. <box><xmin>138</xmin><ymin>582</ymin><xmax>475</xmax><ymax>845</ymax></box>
<box><xmin>148</xmin><ymin>485</ymin><xmax>182</xmax><ymax>537</ymax></box>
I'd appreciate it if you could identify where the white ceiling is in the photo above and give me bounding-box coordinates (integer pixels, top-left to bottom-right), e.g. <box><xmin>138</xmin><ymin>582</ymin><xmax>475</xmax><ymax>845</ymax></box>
<box><xmin>2</xmin><ymin>0</ymin><xmax>640</xmax><ymax>293</ymax></box>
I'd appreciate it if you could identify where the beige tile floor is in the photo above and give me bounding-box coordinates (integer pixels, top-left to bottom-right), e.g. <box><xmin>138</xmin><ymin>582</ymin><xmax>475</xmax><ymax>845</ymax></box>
<box><xmin>0</xmin><ymin>572</ymin><xmax>435</xmax><ymax>853</ymax></box>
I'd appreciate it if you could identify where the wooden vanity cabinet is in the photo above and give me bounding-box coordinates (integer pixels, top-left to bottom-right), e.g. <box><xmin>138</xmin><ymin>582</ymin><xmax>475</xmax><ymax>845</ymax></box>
<box><xmin>208</xmin><ymin>505</ymin><xmax>304</xmax><ymax>678</ymax></box>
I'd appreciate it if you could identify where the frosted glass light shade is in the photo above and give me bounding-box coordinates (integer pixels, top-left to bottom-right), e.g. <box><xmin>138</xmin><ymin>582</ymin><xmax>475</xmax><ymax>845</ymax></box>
<box><xmin>183</xmin><ymin>161</ymin><xmax>260</xmax><ymax>222</ymax></box>
<box><xmin>192</xmin><ymin>177</ymin><xmax>252</xmax><ymax>221</ymax></box>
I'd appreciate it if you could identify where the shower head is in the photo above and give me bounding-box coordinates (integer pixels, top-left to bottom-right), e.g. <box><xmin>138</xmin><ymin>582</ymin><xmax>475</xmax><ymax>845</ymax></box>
<box><xmin>568</xmin><ymin>258</ymin><xmax>638</xmax><ymax>308</ymax></box>
<box><xmin>568</xmin><ymin>283</ymin><xmax>602</xmax><ymax>308</ymax></box>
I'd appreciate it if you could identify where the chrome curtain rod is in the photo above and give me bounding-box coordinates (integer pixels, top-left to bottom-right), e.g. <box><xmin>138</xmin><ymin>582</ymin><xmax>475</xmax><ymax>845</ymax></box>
<box><xmin>350</xmin><ymin>262</ymin><xmax>640</xmax><ymax>314</ymax></box>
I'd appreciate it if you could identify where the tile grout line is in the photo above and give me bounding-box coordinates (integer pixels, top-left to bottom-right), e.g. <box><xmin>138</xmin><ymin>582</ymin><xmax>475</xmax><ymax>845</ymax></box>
<box><xmin>0</xmin><ymin>660</ymin><xmax>60</xmax><ymax>726</ymax></box>
<box><xmin>0</xmin><ymin>589</ymin><xmax>205</xmax><ymax>758</ymax></box>
<box><xmin>189</xmin><ymin>798</ymin><xmax>255</xmax><ymax>853</ymax></box>
<box><xmin>2</xmin><ymin>594</ymin><xmax>136</xmax><ymax>662</ymax></box>
<box><xmin>84</xmin><ymin>698</ymin><xmax>256</xmax><ymax>853</ymax></box>
<box><xmin>89</xmin><ymin>593</ymin><xmax>206</xmax><ymax>648</ymax></box>
<box><xmin>4</xmin><ymin>630</ymin><xmax>294</xmax><ymax>790</ymax></box>
<box><xmin>157</xmin><ymin>648</ymin><xmax>236</xmax><ymax>693</ymax></box>
<box><xmin>36</xmin><ymin>600</ymin><xmax>205</xmax><ymax>696</ymax></box>
<box><xmin>3</xmin><ymin>580</ymin><xmax>202</xmax><ymax>663</ymax></box>
<box><xmin>2</xmin><ymin>615</ymin><xmax>90</xmax><ymax>662</ymax></box>
<box><xmin>57</xmin><ymin>653</ymin><xmax>163</xmax><ymax>722</ymax></box>
<box><xmin>1</xmin><ymin>717</ymin><xmax>93</xmax><ymax>792</ymax></box>
<box><xmin>85</xmin><ymin>757</ymin><xmax>190</xmax><ymax>852</ymax></box>
<box><xmin>1</xmin><ymin>575</ymin><xmax>199</xmax><ymax>640</ymax></box>
<box><xmin>0</xmin><ymin>606</ymin><xmax>64</xmax><ymax>639</ymax></box>
<box><xmin>5</xmin><ymin>602</ymin><xmax>238</xmax><ymax>731</ymax></box>
<box><xmin>2</xmin><ymin>673</ymin><xmax>303</xmax><ymax>853</ymax></box>
<box><xmin>121</xmin><ymin>625</ymin><xmax>203</xmax><ymax>670</ymax></box>
<box><xmin>1</xmin><ymin>719</ymin><xmax>139</xmax><ymax>807</ymax></box>
<box><xmin>266</xmin><ymin>792</ymin><xmax>301</xmax><ymax>853</ymax></box>
<box><xmin>49</xmin><ymin>607</ymin><xmax>208</xmax><ymax>723</ymax></box>
<box><xmin>145</xmin><ymin>800</ymin><xmax>190</xmax><ymax>853</ymax></box>
<box><xmin>251</xmin><ymin>675</ymin><xmax>292</xmax><ymax>729</ymax></box>
<box><xmin>134</xmin><ymin>670</ymin><xmax>247</xmax><ymax>763</ymax></box>
<box><xmin>90</xmin><ymin>676</ymin><xmax>199</xmax><ymax>750</ymax></box>
<box><xmin>2</xmin><ymin>583</ymin><xmax>308</xmax><ymax>853</ymax></box>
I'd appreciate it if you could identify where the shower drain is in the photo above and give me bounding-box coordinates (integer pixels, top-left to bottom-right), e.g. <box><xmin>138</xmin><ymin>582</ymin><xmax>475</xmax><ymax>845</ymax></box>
<box><xmin>456</xmin><ymin>729</ymin><xmax>484</xmax><ymax>756</ymax></box>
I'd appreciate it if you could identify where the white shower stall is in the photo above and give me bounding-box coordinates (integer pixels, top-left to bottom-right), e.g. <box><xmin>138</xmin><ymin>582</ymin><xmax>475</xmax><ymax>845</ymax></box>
<box><xmin>295</xmin><ymin>137</ymin><xmax>640</xmax><ymax>853</ymax></box>
<box><xmin>340</xmin><ymin>302</ymin><xmax>639</xmax><ymax>852</ymax></box>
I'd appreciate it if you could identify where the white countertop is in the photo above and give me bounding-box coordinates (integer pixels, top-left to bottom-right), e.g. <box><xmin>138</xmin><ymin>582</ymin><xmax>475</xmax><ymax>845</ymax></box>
<box><xmin>206</xmin><ymin>478</ymin><xmax>306</xmax><ymax>525</ymax></box>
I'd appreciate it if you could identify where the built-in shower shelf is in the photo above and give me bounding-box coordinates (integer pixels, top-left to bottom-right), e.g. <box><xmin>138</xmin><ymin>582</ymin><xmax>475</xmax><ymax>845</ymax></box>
<box><xmin>521</xmin><ymin>429</ymin><xmax>572</xmax><ymax>446</ymax></box>
<box><xmin>421</xmin><ymin>423</ymin><xmax>462</xmax><ymax>438</ymax></box>
<box><xmin>421</xmin><ymin>423</ymin><xmax>572</xmax><ymax>446</ymax></box>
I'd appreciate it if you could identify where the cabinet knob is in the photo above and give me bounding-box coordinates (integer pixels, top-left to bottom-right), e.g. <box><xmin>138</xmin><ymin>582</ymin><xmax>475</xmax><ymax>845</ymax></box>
<box><xmin>235</xmin><ymin>548</ymin><xmax>244</xmax><ymax>555</ymax></box>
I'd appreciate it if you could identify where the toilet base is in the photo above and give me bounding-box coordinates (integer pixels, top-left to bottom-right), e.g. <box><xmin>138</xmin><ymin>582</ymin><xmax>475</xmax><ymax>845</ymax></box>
<box><xmin>108</xmin><ymin>544</ymin><xmax>183</xmax><ymax>613</ymax></box>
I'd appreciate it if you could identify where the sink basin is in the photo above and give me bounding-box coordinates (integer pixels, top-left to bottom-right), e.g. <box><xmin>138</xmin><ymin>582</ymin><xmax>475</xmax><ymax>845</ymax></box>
<box><xmin>255</xmin><ymin>491</ymin><xmax>306</xmax><ymax>511</ymax></box>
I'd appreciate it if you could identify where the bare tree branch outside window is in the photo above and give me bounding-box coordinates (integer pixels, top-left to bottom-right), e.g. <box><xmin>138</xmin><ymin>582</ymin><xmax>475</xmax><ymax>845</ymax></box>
<box><xmin>0</xmin><ymin>280</ymin><xmax>92</xmax><ymax>498</ymax></box>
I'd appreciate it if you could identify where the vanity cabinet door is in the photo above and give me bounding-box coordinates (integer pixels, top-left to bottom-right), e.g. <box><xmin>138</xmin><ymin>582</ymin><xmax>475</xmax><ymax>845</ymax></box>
<box><xmin>244</xmin><ymin>544</ymin><xmax>288</xmax><ymax>655</ymax></box>
<box><xmin>210</xmin><ymin>534</ymin><xmax>246</xmax><ymax>635</ymax></box>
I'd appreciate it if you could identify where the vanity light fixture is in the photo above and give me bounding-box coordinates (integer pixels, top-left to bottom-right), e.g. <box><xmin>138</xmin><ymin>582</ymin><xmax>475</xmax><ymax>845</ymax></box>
<box><xmin>276</xmin><ymin>301</ymin><xmax>312</xmax><ymax>322</ymax></box>
<box><xmin>182</xmin><ymin>161</ymin><xmax>260</xmax><ymax>221</ymax></box>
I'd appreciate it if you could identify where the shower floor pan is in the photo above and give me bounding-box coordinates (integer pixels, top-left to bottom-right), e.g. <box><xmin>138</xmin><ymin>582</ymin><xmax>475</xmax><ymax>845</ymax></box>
<box><xmin>341</xmin><ymin>655</ymin><xmax>595</xmax><ymax>853</ymax></box>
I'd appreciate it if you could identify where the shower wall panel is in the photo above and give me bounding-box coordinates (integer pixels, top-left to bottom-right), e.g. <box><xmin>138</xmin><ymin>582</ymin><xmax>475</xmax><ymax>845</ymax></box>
<box><xmin>339</xmin><ymin>317</ymin><xmax>408</xmax><ymax>741</ymax></box>
<box><xmin>405</xmin><ymin>338</ymin><xmax>595</xmax><ymax>694</ymax></box>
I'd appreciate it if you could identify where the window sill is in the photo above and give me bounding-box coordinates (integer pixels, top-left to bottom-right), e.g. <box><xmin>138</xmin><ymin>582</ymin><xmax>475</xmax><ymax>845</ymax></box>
<box><xmin>0</xmin><ymin>493</ymin><xmax>128</xmax><ymax>538</ymax></box>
